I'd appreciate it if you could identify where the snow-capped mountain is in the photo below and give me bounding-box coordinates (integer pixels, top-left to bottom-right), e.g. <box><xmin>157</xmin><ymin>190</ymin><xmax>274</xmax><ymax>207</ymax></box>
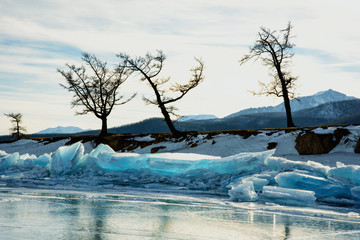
<box><xmin>177</xmin><ymin>114</ymin><xmax>218</xmax><ymax>122</ymax></box>
<box><xmin>226</xmin><ymin>89</ymin><xmax>356</xmax><ymax>118</ymax></box>
<box><xmin>294</xmin><ymin>99</ymin><xmax>360</xmax><ymax>121</ymax></box>
<box><xmin>36</xmin><ymin>126</ymin><xmax>87</xmax><ymax>135</ymax></box>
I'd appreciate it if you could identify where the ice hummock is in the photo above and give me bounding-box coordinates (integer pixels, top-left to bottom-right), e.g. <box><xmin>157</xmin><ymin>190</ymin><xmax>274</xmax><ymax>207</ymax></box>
<box><xmin>261</xmin><ymin>186</ymin><xmax>317</xmax><ymax>206</ymax></box>
<box><xmin>50</xmin><ymin>142</ymin><xmax>84</xmax><ymax>176</ymax></box>
<box><xmin>1</xmin><ymin>142</ymin><xmax>360</xmax><ymax>207</ymax></box>
<box><xmin>0</xmin><ymin>152</ymin><xmax>19</xmax><ymax>170</ymax></box>
<box><xmin>275</xmin><ymin>171</ymin><xmax>351</xmax><ymax>199</ymax></box>
<box><xmin>229</xmin><ymin>181</ymin><xmax>259</xmax><ymax>202</ymax></box>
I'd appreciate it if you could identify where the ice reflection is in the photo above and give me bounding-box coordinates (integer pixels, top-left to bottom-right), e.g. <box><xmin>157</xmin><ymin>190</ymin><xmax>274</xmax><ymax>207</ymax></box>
<box><xmin>150</xmin><ymin>204</ymin><xmax>172</xmax><ymax>239</ymax></box>
<box><xmin>58</xmin><ymin>199</ymin><xmax>109</xmax><ymax>240</ymax></box>
<box><xmin>273</xmin><ymin>214</ymin><xmax>276</xmax><ymax>234</ymax></box>
<box><xmin>1</xmin><ymin>188</ymin><xmax>360</xmax><ymax>240</ymax></box>
<box><xmin>248</xmin><ymin>210</ymin><xmax>254</xmax><ymax>224</ymax></box>
<box><xmin>283</xmin><ymin>216</ymin><xmax>291</xmax><ymax>240</ymax></box>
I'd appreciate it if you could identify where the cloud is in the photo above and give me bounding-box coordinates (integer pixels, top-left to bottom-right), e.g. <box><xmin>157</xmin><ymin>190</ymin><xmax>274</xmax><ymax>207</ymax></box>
<box><xmin>296</xmin><ymin>47</ymin><xmax>360</xmax><ymax>76</ymax></box>
<box><xmin>1</xmin><ymin>0</ymin><xmax>360</xmax><ymax>134</ymax></box>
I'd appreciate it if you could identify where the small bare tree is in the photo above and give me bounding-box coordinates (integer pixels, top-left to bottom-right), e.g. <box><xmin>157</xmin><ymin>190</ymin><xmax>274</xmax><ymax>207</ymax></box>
<box><xmin>58</xmin><ymin>52</ymin><xmax>135</xmax><ymax>137</ymax></box>
<box><xmin>117</xmin><ymin>50</ymin><xmax>204</xmax><ymax>137</ymax></box>
<box><xmin>4</xmin><ymin>113</ymin><xmax>26</xmax><ymax>139</ymax></box>
<box><xmin>240</xmin><ymin>22</ymin><xmax>297</xmax><ymax>127</ymax></box>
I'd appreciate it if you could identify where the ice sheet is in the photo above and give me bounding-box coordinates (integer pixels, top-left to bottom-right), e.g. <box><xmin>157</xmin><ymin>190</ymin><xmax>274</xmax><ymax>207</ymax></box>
<box><xmin>1</xmin><ymin>187</ymin><xmax>360</xmax><ymax>240</ymax></box>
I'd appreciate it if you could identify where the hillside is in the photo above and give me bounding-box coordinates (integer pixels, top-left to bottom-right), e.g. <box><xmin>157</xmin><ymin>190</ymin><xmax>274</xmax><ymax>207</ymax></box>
<box><xmin>95</xmin><ymin>99</ymin><xmax>360</xmax><ymax>134</ymax></box>
<box><xmin>226</xmin><ymin>89</ymin><xmax>356</xmax><ymax>118</ymax></box>
<box><xmin>107</xmin><ymin>90</ymin><xmax>360</xmax><ymax>133</ymax></box>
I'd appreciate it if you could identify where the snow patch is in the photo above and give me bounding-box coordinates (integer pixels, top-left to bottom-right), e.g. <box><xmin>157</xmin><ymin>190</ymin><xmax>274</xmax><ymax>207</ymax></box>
<box><xmin>133</xmin><ymin>135</ymin><xmax>155</xmax><ymax>142</ymax></box>
<box><xmin>312</xmin><ymin>127</ymin><xmax>337</xmax><ymax>134</ymax></box>
<box><xmin>177</xmin><ymin>114</ymin><xmax>218</xmax><ymax>122</ymax></box>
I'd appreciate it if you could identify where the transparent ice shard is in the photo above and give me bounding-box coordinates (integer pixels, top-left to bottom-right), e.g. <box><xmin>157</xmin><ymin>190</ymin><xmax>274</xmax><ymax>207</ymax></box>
<box><xmin>275</xmin><ymin>171</ymin><xmax>350</xmax><ymax>199</ymax></box>
<box><xmin>262</xmin><ymin>186</ymin><xmax>316</xmax><ymax>206</ymax></box>
<box><xmin>50</xmin><ymin>142</ymin><xmax>84</xmax><ymax>175</ymax></box>
<box><xmin>0</xmin><ymin>152</ymin><xmax>19</xmax><ymax>170</ymax></box>
<box><xmin>229</xmin><ymin>181</ymin><xmax>259</xmax><ymax>202</ymax></box>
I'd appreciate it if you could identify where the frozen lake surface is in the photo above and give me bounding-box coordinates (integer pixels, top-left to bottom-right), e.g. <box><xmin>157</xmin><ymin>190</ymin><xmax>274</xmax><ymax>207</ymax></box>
<box><xmin>1</xmin><ymin>187</ymin><xmax>360</xmax><ymax>240</ymax></box>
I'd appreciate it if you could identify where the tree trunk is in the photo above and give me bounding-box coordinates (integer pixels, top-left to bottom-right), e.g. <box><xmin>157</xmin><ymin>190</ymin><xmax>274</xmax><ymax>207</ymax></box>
<box><xmin>147</xmin><ymin>77</ymin><xmax>182</xmax><ymax>137</ymax></box>
<box><xmin>276</xmin><ymin>65</ymin><xmax>295</xmax><ymax>128</ymax></box>
<box><xmin>16</xmin><ymin>121</ymin><xmax>20</xmax><ymax>140</ymax></box>
<box><xmin>99</xmin><ymin>116</ymin><xmax>108</xmax><ymax>136</ymax></box>
<box><xmin>159</xmin><ymin>104</ymin><xmax>181</xmax><ymax>137</ymax></box>
<box><xmin>282</xmin><ymin>88</ymin><xmax>295</xmax><ymax>128</ymax></box>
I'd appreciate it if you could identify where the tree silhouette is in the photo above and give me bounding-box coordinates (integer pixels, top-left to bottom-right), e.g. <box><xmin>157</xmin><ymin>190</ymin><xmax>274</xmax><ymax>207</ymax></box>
<box><xmin>240</xmin><ymin>22</ymin><xmax>297</xmax><ymax>127</ymax></box>
<box><xmin>4</xmin><ymin>113</ymin><xmax>26</xmax><ymax>139</ymax></box>
<box><xmin>58</xmin><ymin>52</ymin><xmax>135</xmax><ymax>137</ymax></box>
<box><xmin>118</xmin><ymin>50</ymin><xmax>204</xmax><ymax>137</ymax></box>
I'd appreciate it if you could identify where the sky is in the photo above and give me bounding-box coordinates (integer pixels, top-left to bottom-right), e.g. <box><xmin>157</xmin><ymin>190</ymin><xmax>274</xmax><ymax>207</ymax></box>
<box><xmin>0</xmin><ymin>0</ymin><xmax>360</xmax><ymax>134</ymax></box>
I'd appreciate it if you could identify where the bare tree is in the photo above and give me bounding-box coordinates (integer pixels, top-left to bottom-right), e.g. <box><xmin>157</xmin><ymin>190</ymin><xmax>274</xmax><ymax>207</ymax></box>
<box><xmin>117</xmin><ymin>50</ymin><xmax>204</xmax><ymax>137</ymax></box>
<box><xmin>58</xmin><ymin>52</ymin><xmax>136</xmax><ymax>137</ymax></box>
<box><xmin>240</xmin><ymin>22</ymin><xmax>297</xmax><ymax>127</ymax></box>
<box><xmin>4</xmin><ymin>113</ymin><xmax>26</xmax><ymax>139</ymax></box>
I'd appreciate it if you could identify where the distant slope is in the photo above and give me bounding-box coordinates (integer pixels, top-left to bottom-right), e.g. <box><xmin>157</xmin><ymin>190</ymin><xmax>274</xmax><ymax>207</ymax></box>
<box><xmin>176</xmin><ymin>112</ymin><xmax>286</xmax><ymax>131</ymax></box>
<box><xmin>293</xmin><ymin>99</ymin><xmax>360</xmax><ymax>121</ymax></box>
<box><xmin>109</xmin><ymin>118</ymin><xmax>170</xmax><ymax>134</ymax></box>
<box><xmin>326</xmin><ymin>113</ymin><xmax>360</xmax><ymax>125</ymax></box>
<box><xmin>234</xmin><ymin>99</ymin><xmax>360</xmax><ymax>129</ymax></box>
<box><xmin>227</xmin><ymin>89</ymin><xmax>356</xmax><ymax>118</ymax></box>
<box><xmin>97</xmin><ymin>99</ymin><xmax>360</xmax><ymax>134</ymax></box>
<box><xmin>36</xmin><ymin>126</ymin><xmax>87</xmax><ymax>134</ymax></box>
<box><xmin>177</xmin><ymin>114</ymin><xmax>218</xmax><ymax>122</ymax></box>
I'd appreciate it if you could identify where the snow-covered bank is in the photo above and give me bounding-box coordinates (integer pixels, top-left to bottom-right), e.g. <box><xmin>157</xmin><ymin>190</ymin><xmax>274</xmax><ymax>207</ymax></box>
<box><xmin>0</xmin><ymin>138</ymin><xmax>70</xmax><ymax>156</ymax></box>
<box><xmin>3</xmin><ymin>126</ymin><xmax>359</xmax><ymax>165</ymax></box>
<box><xmin>129</xmin><ymin>126</ymin><xmax>360</xmax><ymax>161</ymax></box>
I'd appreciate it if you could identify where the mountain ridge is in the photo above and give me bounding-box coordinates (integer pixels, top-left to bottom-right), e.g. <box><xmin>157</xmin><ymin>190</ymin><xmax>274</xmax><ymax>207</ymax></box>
<box><xmin>225</xmin><ymin>89</ymin><xmax>356</xmax><ymax>119</ymax></box>
<box><xmin>36</xmin><ymin>126</ymin><xmax>88</xmax><ymax>135</ymax></box>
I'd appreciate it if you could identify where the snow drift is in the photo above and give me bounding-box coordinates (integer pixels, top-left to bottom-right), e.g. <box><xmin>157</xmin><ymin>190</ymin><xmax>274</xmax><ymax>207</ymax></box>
<box><xmin>1</xmin><ymin>142</ymin><xmax>360</xmax><ymax>207</ymax></box>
